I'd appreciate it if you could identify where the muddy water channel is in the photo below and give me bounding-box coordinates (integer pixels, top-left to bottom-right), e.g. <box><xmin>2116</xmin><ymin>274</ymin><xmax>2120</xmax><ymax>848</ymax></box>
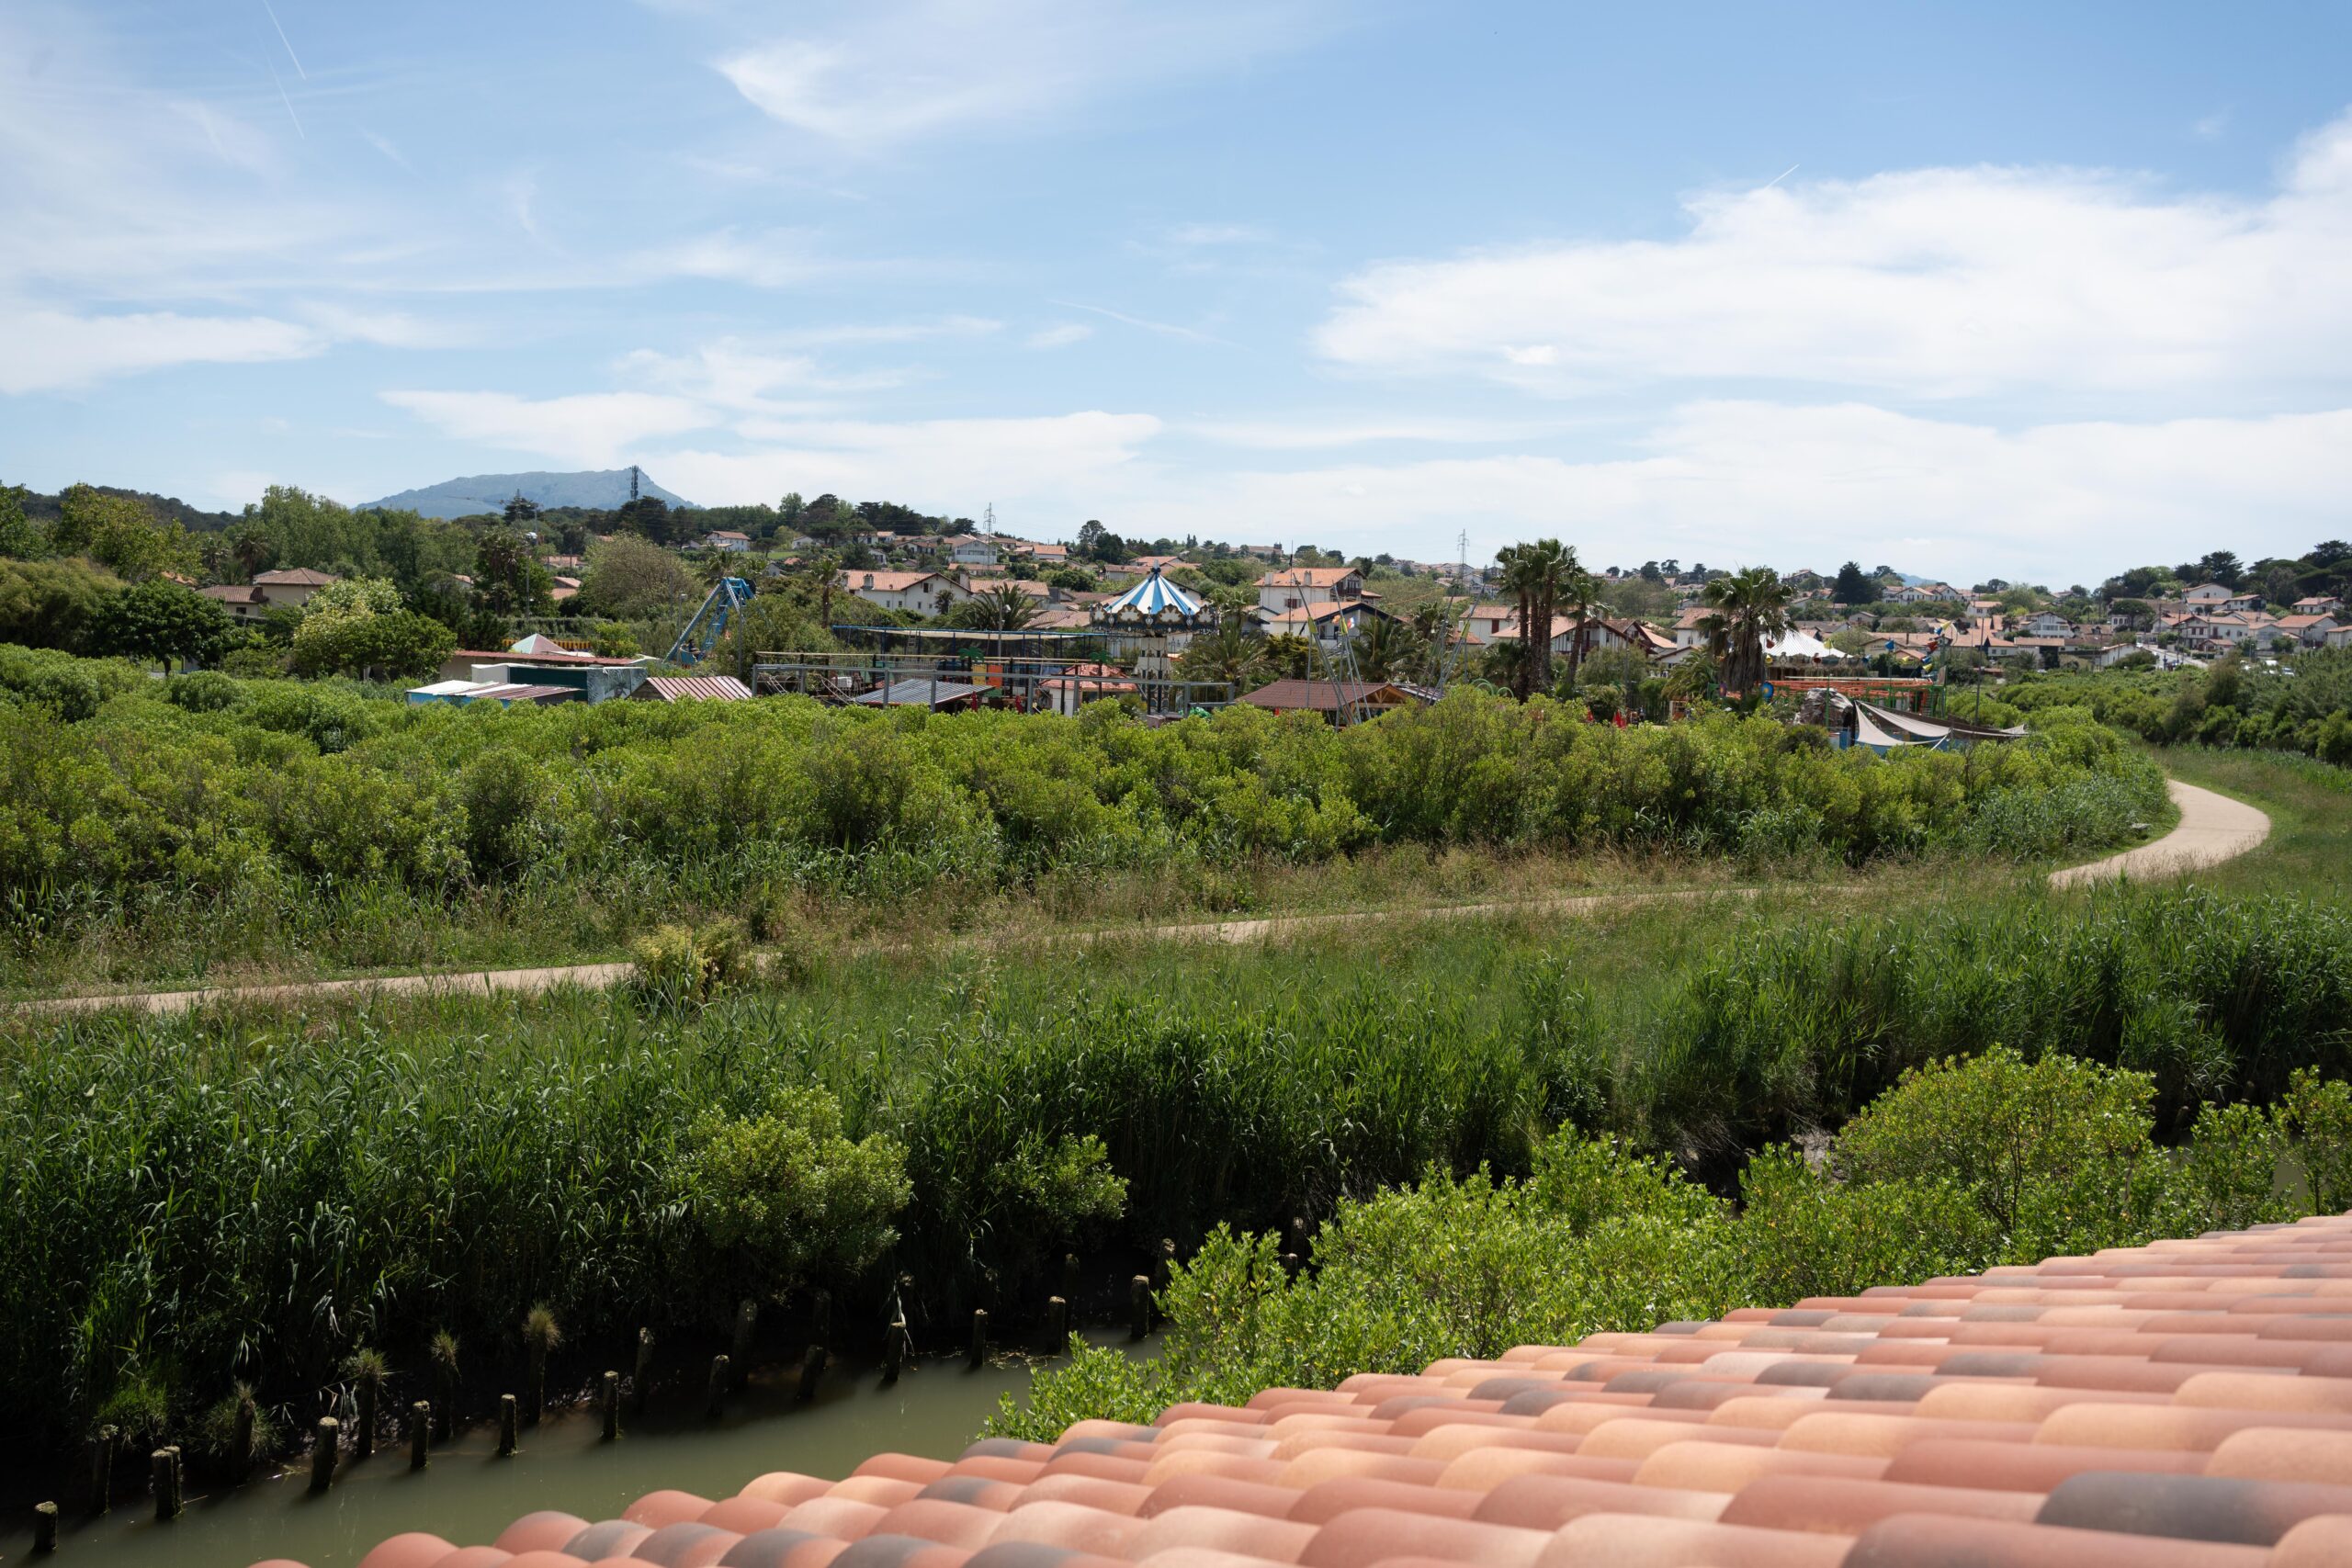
<box><xmin>3</xmin><ymin>1340</ymin><xmax>1140</xmax><ymax>1568</ymax></box>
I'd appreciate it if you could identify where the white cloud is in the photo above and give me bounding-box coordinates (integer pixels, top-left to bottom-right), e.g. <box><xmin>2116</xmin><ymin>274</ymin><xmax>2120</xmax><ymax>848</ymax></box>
<box><xmin>379</xmin><ymin>390</ymin><xmax>717</xmax><ymax>466</ymax></box>
<box><xmin>1111</xmin><ymin>401</ymin><xmax>2352</xmax><ymax>582</ymax></box>
<box><xmin>616</xmin><ymin>339</ymin><xmax>908</xmax><ymax>411</ymax></box>
<box><xmin>0</xmin><ymin>307</ymin><xmax>322</xmax><ymax>393</ymax></box>
<box><xmin>1317</xmin><ymin>109</ymin><xmax>2352</xmax><ymax>402</ymax></box>
<box><xmin>1187</xmin><ymin>414</ymin><xmax>1566</xmax><ymax>449</ymax></box>
<box><xmin>1167</xmin><ymin>223</ymin><xmax>1270</xmax><ymax>246</ymax></box>
<box><xmin>624</xmin><ymin>228</ymin><xmax>832</xmax><ymax>288</ymax></box>
<box><xmin>1027</xmin><ymin>323</ymin><xmax>1093</xmax><ymax>350</ymax></box>
<box><xmin>716</xmin><ymin>0</ymin><xmax>1329</xmax><ymax>150</ymax></box>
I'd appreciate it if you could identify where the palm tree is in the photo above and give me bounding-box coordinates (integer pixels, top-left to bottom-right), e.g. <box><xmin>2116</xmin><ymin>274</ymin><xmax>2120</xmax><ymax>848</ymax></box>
<box><xmin>1697</xmin><ymin>566</ymin><xmax>1794</xmax><ymax>697</ymax></box>
<box><xmin>1497</xmin><ymin>539</ymin><xmax>1574</xmax><ymax>699</ymax></box>
<box><xmin>1349</xmin><ymin>614</ymin><xmax>1411</xmax><ymax>682</ymax></box>
<box><xmin>1178</xmin><ymin>621</ymin><xmax>1265</xmax><ymax>695</ymax></box>
<box><xmin>1263</xmin><ymin>633</ymin><xmax>1315</xmax><ymax>680</ymax></box>
<box><xmin>1558</xmin><ymin>565</ymin><xmax>1601</xmax><ymax>686</ymax></box>
<box><xmin>971</xmin><ymin>583</ymin><xmax>1040</xmax><ymax>631</ymax></box>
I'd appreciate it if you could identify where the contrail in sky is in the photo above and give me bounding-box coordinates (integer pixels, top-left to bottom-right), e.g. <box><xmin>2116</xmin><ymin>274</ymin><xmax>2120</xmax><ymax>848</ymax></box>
<box><xmin>1761</xmin><ymin>164</ymin><xmax>1799</xmax><ymax>189</ymax></box>
<box><xmin>260</xmin><ymin>0</ymin><xmax>306</xmax><ymax>78</ymax></box>
<box><xmin>266</xmin><ymin>56</ymin><xmax>305</xmax><ymax>138</ymax></box>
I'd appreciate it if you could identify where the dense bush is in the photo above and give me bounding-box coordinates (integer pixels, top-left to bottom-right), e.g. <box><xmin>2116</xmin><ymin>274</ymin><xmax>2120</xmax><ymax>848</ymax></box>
<box><xmin>991</xmin><ymin>1049</ymin><xmax>2325</xmax><ymax>1438</ymax></box>
<box><xmin>2007</xmin><ymin>650</ymin><xmax>2352</xmax><ymax>766</ymax></box>
<box><xmin>0</xmin><ymin>649</ymin><xmax>2163</xmax><ymax>940</ymax></box>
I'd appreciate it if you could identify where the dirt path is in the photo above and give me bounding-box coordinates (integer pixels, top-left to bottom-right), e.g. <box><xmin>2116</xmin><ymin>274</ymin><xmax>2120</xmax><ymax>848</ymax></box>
<box><xmin>15</xmin><ymin>778</ymin><xmax>2274</xmax><ymax>1019</ymax></box>
<box><xmin>2048</xmin><ymin>779</ymin><xmax>2270</xmax><ymax>889</ymax></box>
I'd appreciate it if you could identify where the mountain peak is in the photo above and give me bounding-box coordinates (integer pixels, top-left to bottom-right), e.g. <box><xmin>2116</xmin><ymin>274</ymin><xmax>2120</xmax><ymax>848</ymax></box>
<box><xmin>361</xmin><ymin>468</ymin><xmax>697</xmax><ymax>519</ymax></box>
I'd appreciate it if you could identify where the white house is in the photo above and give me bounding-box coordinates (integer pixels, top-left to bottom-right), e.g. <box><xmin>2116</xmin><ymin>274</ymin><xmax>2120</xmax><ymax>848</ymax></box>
<box><xmin>2276</xmin><ymin>614</ymin><xmax>2340</xmax><ymax>648</ymax></box>
<box><xmin>1255</xmin><ymin>566</ymin><xmax>1365</xmax><ymax>615</ymax></box>
<box><xmin>2019</xmin><ymin>610</ymin><xmax>2074</xmax><ymax>638</ymax></box>
<box><xmin>2183</xmin><ymin>582</ymin><xmax>2234</xmax><ymax>607</ymax></box>
<box><xmin>946</xmin><ymin>536</ymin><xmax>1001</xmax><ymax>568</ymax></box>
<box><xmin>702</xmin><ymin>530</ymin><xmax>752</xmax><ymax>553</ymax></box>
<box><xmin>838</xmin><ymin>570</ymin><xmax>975</xmax><ymax>616</ymax></box>
<box><xmin>2292</xmin><ymin>594</ymin><xmax>2344</xmax><ymax>616</ymax></box>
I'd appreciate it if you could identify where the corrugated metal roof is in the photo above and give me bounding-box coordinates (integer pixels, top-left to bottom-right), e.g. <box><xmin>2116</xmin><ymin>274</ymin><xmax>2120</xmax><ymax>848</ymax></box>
<box><xmin>634</xmin><ymin>675</ymin><xmax>753</xmax><ymax>702</ymax></box>
<box><xmin>850</xmin><ymin>678</ymin><xmax>985</xmax><ymax>707</ymax></box>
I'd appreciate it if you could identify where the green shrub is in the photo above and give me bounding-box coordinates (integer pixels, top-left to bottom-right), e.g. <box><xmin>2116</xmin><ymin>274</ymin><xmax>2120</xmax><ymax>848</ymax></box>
<box><xmin>630</xmin><ymin>917</ymin><xmax>752</xmax><ymax>1001</ymax></box>
<box><xmin>669</xmin><ymin>1086</ymin><xmax>912</xmax><ymax>1304</ymax></box>
<box><xmin>164</xmin><ymin>670</ymin><xmax>243</xmax><ymax>713</ymax></box>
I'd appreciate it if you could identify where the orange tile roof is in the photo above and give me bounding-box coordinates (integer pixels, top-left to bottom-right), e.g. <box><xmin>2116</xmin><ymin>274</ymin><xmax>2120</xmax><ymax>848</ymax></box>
<box><xmin>262</xmin><ymin>1214</ymin><xmax>2352</xmax><ymax>1568</ymax></box>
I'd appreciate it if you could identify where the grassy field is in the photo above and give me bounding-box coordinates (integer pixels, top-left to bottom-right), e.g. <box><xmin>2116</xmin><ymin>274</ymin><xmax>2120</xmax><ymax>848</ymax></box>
<box><xmin>2153</xmin><ymin>745</ymin><xmax>2352</xmax><ymax>898</ymax></box>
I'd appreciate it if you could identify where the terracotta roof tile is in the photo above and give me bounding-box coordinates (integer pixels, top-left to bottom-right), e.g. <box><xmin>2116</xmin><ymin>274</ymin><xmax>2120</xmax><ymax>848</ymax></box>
<box><xmin>272</xmin><ymin>1214</ymin><xmax>2352</xmax><ymax>1568</ymax></box>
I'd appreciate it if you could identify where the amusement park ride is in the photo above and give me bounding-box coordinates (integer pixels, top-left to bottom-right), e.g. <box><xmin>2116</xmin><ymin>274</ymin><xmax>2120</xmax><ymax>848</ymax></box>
<box><xmin>675</xmin><ymin>565</ymin><xmax>1281</xmax><ymax>716</ymax></box>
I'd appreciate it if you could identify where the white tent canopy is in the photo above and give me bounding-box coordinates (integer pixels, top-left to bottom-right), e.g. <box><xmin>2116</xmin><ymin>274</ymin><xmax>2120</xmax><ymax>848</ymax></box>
<box><xmin>1766</xmin><ymin>629</ymin><xmax>1838</xmax><ymax>660</ymax></box>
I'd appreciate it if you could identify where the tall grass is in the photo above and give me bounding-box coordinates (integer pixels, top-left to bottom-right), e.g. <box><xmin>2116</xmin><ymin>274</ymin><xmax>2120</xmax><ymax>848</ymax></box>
<box><xmin>3</xmin><ymin>882</ymin><xmax>2348</xmax><ymax>1461</ymax></box>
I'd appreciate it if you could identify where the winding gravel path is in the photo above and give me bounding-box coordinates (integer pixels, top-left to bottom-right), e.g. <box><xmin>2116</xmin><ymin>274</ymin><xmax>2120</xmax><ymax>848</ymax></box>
<box><xmin>14</xmin><ymin>778</ymin><xmax>2274</xmax><ymax>1018</ymax></box>
<box><xmin>2047</xmin><ymin>778</ymin><xmax>2270</xmax><ymax>889</ymax></box>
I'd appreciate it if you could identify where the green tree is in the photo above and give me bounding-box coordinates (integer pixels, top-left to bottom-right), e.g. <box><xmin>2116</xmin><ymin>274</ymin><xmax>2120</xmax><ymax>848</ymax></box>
<box><xmin>1832</xmin><ymin>560</ymin><xmax>1874</xmax><ymax>604</ymax></box>
<box><xmin>0</xmin><ymin>484</ymin><xmax>46</xmax><ymax>559</ymax></box>
<box><xmin>1347</xmin><ymin>614</ymin><xmax>1414</xmax><ymax>682</ymax></box>
<box><xmin>1177</xmin><ymin>622</ymin><xmax>1267</xmax><ymax>694</ymax></box>
<box><xmin>576</xmin><ymin>534</ymin><xmax>693</xmax><ymax>620</ymax></box>
<box><xmin>1697</xmin><ymin>566</ymin><xmax>1794</xmax><ymax>696</ymax></box>
<box><xmin>1496</xmin><ymin>539</ymin><xmax>1573</xmax><ymax>699</ymax></box>
<box><xmin>51</xmin><ymin>486</ymin><xmax>198</xmax><ymax>581</ymax></box>
<box><xmin>0</xmin><ymin>557</ymin><xmax>127</xmax><ymax>652</ymax></box>
<box><xmin>950</xmin><ymin>584</ymin><xmax>1041</xmax><ymax>631</ymax></box>
<box><xmin>1558</xmin><ymin>564</ymin><xmax>1600</xmax><ymax>684</ymax></box>
<box><xmin>291</xmin><ymin>577</ymin><xmax>454</xmax><ymax>679</ymax></box>
<box><xmin>89</xmin><ymin>581</ymin><xmax>234</xmax><ymax>670</ymax></box>
<box><xmin>472</xmin><ymin>527</ymin><xmax>551</xmax><ymax>618</ymax></box>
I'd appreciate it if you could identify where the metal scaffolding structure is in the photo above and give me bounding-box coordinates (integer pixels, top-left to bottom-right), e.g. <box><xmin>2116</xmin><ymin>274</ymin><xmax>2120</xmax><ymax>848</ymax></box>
<box><xmin>750</xmin><ymin>625</ymin><xmax>1241</xmax><ymax>715</ymax></box>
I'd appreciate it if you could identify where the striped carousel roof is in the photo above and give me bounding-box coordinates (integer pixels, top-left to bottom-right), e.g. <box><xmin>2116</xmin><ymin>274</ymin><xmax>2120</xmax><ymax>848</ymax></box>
<box><xmin>1094</xmin><ymin>567</ymin><xmax>1204</xmax><ymax>626</ymax></box>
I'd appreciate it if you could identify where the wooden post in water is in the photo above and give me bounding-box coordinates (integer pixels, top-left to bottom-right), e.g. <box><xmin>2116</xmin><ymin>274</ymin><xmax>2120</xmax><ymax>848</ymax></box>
<box><xmin>1062</xmin><ymin>1253</ymin><xmax>1080</xmax><ymax>1309</ymax></box>
<box><xmin>797</xmin><ymin>1345</ymin><xmax>827</xmax><ymax>1402</ymax></box>
<box><xmin>731</xmin><ymin>1301</ymin><xmax>758</xmax><ymax>1388</ymax></box>
<box><xmin>1280</xmin><ymin>1251</ymin><xmax>1302</xmax><ymax>1279</ymax></box>
<box><xmin>706</xmin><ymin>1356</ymin><xmax>730</xmax><ymax>1419</ymax></box>
<box><xmin>151</xmin><ymin>1450</ymin><xmax>179</xmax><ymax>1521</ymax></box>
<box><xmin>86</xmin><ymin>1426</ymin><xmax>115</xmax><ymax>1516</ymax></box>
<box><xmin>634</xmin><ymin>1327</ymin><xmax>656</xmax><ymax>1414</ymax></box>
<box><xmin>602</xmin><ymin>1372</ymin><xmax>620</xmax><ymax>1441</ymax></box>
<box><xmin>33</xmin><ymin>1501</ymin><xmax>58</xmax><ymax>1554</ymax></box>
<box><xmin>1129</xmin><ymin>1275</ymin><xmax>1151</xmax><ymax>1340</ymax></box>
<box><xmin>309</xmin><ymin>1418</ymin><xmax>337</xmax><ymax>1492</ymax></box>
<box><xmin>882</xmin><ymin>1320</ymin><xmax>909</xmax><ymax>1385</ymax></box>
<box><xmin>496</xmin><ymin>1395</ymin><xmax>517</xmax><ymax>1457</ymax></box>
<box><xmin>233</xmin><ymin>1394</ymin><xmax>256</xmax><ymax>1481</ymax></box>
<box><xmin>1156</xmin><ymin>1238</ymin><xmax>1176</xmax><ymax>1292</ymax></box>
<box><xmin>409</xmin><ymin>1403</ymin><xmax>430</xmax><ymax>1470</ymax></box>
<box><xmin>967</xmin><ymin>1309</ymin><xmax>989</xmax><ymax>1369</ymax></box>
<box><xmin>355</xmin><ymin>1379</ymin><xmax>378</xmax><ymax>1460</ymax></box>
<box><xmin>1046</xmin><ymin>1295</ymin><xmax>1069</xmax><ymax>1349</ymax></box>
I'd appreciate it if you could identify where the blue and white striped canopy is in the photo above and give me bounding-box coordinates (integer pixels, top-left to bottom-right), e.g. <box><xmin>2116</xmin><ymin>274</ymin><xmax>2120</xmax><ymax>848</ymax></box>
<box><xmin>1094</xmin><ymin>566</ymin><xmax>1204</xmax><ymax>626</ymax></box>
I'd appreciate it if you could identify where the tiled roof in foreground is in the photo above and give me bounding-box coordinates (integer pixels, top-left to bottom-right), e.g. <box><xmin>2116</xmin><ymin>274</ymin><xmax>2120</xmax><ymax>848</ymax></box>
<box><xmin>268</xmin><ymin>1216</ymin><xmax>2352</xmax><ymax>1568</ymax></box>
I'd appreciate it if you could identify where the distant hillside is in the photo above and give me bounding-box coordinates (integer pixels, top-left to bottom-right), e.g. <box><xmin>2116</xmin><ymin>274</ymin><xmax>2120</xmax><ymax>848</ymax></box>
<box><xmin>19</xmin><ymin>485</ymin><xmax>242</xmax><ymax>533</ymax></box>
<box><xmin>361</xmin><ymin>468</ymin><xmax>697</xmax><ymax>520</ymax></box>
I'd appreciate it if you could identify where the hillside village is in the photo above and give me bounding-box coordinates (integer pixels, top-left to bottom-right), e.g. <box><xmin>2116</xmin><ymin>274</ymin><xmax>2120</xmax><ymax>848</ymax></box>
<box><xmin>7</xmin><ymin>477</ymin><xmax>2348</xmax><ymax>724</ymax></box>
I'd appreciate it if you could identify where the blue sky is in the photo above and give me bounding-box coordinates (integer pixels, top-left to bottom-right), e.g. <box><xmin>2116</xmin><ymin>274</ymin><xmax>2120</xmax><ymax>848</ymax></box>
<box><xmin>5</xmin><ymin>1</ymin><xmax>2350</xmax><ymax>583</ymax></box>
